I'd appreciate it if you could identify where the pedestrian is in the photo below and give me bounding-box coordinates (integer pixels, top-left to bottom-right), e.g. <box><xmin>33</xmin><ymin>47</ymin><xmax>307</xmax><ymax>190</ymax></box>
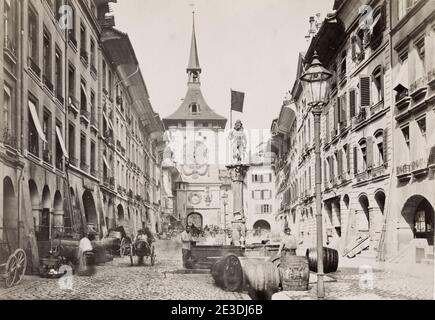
<box><xmin>181</xmin><ymin>225</ymin><xmax>192</xmax><ymax>268</ymax></box>
<box><xmin>277</xmin><ymin>227</ymin><xmax>300</xmax><ymax>256</ymax></box>
<box><xmin>77</xmin><ymin>231</ymin><xmax>96</xmax><ymax>276</ymax></box>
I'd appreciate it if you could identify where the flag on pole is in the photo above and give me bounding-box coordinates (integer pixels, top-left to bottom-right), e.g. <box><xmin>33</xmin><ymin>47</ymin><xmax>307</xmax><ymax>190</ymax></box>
<box><xmin>231</xmin><ymin>90</ymin><xmax>245</xmax><ymax>112</ymax></box>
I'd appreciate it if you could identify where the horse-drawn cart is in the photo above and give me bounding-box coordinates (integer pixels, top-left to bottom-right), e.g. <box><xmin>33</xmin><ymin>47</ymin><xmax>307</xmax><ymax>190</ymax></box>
<box><xmin>0</xmin><ymin>231</ymin><xmax>27</xmax><ymax>288</ymax></box>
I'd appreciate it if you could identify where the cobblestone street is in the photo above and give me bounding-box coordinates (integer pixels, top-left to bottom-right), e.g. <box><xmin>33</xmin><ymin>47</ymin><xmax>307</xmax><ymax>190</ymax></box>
<box><xmin>0</xmin><ymin>240</ymin><xmax>247</xmax><ymax>300</ymax></box>
<box><xmin>0</xmin><ymin>240</ymin><xmax>433</xmax><ymax>300</ymax></box>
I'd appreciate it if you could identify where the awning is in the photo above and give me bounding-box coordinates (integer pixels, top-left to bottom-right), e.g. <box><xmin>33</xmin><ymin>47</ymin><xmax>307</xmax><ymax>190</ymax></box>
<box><xmin>394</xmin><ymin>60</ymin><xmax>409</xmax><ymax>92</ymax></box>
<box><xmin>55</xmin><ymin>126</ymin><xmax>68</xmax><ymax>158</ymax></box>
<box><xmin>103</xmin><ymin>156</ymin><xmax>111</xmax><ymax>171</ymax></box>
<box><xmin>28</xmin><ymin>101</ymin><xmax>47</xmax><ymax>143</ymax></box>
<box><xmin>103</xmin><ymin>112</ymin><xmax>114</xmax><ymax>130</ymax></box>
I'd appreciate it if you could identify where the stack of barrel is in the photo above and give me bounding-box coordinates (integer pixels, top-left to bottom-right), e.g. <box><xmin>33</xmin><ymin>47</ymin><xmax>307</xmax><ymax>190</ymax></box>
<box><xmin>305</xmin><ymin>247</ymin><xmax>339</xmax><ymax>273</ymax></box>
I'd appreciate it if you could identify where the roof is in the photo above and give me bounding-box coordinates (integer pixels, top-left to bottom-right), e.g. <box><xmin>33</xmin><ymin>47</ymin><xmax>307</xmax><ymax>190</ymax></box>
<box><xmin>187</xmin><ymin>13</ymin><xmax>201</xmax><ymax>72</ymax></box>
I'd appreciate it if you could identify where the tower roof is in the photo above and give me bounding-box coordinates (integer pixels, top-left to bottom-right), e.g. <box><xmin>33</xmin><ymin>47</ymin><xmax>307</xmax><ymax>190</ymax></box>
<box><xmin>187</xmin><ymin>12</ymin><xmax>201</xmax><ymax>72</ymax></box>
<box><xmin>163</xmin><ymin>13</ymin><xmax>227</xmax><ymax>128</ymax></box>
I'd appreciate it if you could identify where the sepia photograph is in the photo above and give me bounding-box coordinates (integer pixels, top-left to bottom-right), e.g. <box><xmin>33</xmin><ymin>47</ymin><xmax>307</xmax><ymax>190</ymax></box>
<box><xmin>0</xmin><ymin>0</ymin><xmax>434</xmax><ymax>306</ymax></box>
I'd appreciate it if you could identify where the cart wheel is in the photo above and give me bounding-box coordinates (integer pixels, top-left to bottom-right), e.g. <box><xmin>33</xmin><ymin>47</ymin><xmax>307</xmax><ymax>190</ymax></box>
<box><xmin>13</xmin><ymin>249</ymin><xmax>27</xmax><ymax>285</ymax></box>
<box><xmin>5</xmin><ymin>255</ymin><xmax>18</xmax><ymax>288</ymax></box>
<box><xmin>129</xmin><ymin>244</ymin><xmax>134</xmax><ymax>266</ymax></box>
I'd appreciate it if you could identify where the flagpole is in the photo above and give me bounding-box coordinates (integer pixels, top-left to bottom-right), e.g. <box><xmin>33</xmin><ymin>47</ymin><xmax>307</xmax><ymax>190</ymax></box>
<box><xmin>230</xmin><ymin>89</ymin><xmax>232</xmax><ymax>130</ymax></box>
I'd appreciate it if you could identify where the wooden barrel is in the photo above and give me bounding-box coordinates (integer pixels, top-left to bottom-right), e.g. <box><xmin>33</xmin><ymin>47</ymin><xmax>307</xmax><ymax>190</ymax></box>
<box><xmin>211</xmin><ymin>254</ymin><xmax>280</xmax><ymax>300</ymax></box>
<box><xmin>239</xmin><ymin>258</ymin><xmax>280</xmax><ymax>300</ymax></box>
<box><xmin>211</xmin><ymin>254</ymin><xmax>244</xmax><ymax>291</ymax></box>
<box><xmin>305</xmin><ymin>247</ymin><xmax>339</xmax><ymax>273</ymax></box>
<box><xmin>279</xmin><ymin>255</ymin><xmax>310</xmax><ymax>291</ymax></box>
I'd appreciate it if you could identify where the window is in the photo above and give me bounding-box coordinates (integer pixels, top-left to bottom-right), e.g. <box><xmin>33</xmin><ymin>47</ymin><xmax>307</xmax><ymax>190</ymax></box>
<box><xmin>90</xmin><ymin>140</ymin><xmax>96</xmax><ymax>175</ymax></box>
<box><xmin>339</xmin><ymin>50</ymin><xmax>346</xmax><ymax>80</ymax></box>
<box><xmin>80</xmin><ymin>80</ymin><xmax>87</xmax><ymax>112</ymax></box>
<box><xmin>42</xmin><ymin>110</ymin><xmax>51</xmax><ymax>158</ymax></box>
<box><xmin>372</xmin><ymin>66</ymin><xmax>383</xmax><ymax>105</ymax></box>
<box><xmin>4</xmin><ymin>0</ymin><xmax>17</xmax><ymax>52</ymax></box>
<box><xmin>42</xmin><ymin>29</ymin><xmax>52</xmax><ymax>85</ymax></box>
<box><xmin>401</xmin><ymin>125</ymin><xmax>410</xmax><ymax>147</ymax></box>
<box><xmin>417</xmin><ymin>116</ymin><xmax>426</xmax><ymax>136</ymax></box>
<box><xmin>68</xmin><ymin>63</ymin><xmax>75</xmax><ymax>99</ymax></box>
<box><xmin>68</xmin><ymin>123</ymin><xmax>75</xmax><ymax>160</ymax></box>
<box><xmin>80</xmin><ymin>133</ymin><xmax>86</xmax><ymax>166</ymax></box>
<box><xmin>55</xmin><ymin>48</ymin><xmax>62</xmax><ymax>100</ymax></box>
<box><xmin>189</xmin><ymin>103</ymin><xmax>200</xmax><ymax>115</ymax></box>
<box><xmin>252</xmin><ymin>174</ymin><xmax>261</xmax><ymax>183</ymax></box>
<box><xmin>90</xmin><ymin>91</ymin><xmax>95</xmax><ymax>123</ymax></box>
<box><xmin>399</xmin><ymin>0</ymin><xmax>420</xmax><ymax>20</ymax></box>
<box><xmin>359</xmin><ymin>139</ymin><xmax>367</xmax><ymax>171</ymax></box>
<box><xmin>375</xmin><ymin>130</ymin><xmax>384</xmax><ymax>166</ymax></box>
<box><xmin>55</xmin><ymin>123</ymin><xmax>63</xmax><ymax>170</ymax></box>
<box><xmin>80</xmin><ymin>23</ymin><xmax>86</xmax><ymax>55</ymax></box>
<box><xmin>3</xmin><ymin>85</ymin><xmax>11</xmax><ymax>133</ymax></box>
<box><xmin>67</xmin><ymin>3</ymin><xmax>76</xmax><ymax>42</ymax></box>
<box><xmin>370</xmin><ymin>5</ymin><xmax>385</xmax><ymax>49</ymax></box>
<box><xmin>415</xmin><ymin>211</ymin><xmax>426</xmax><ymax>233</ymax></box>
<box><xmin>90</xmin><ymin>38</ymin><xmax>96</xmax><ymax>68</ymax></box>
<box><xmin>262</xmin><ymin>174</ymin><xmax>272</xmax><ymax>183</ymax></box>
<box><xmin>414</xmin><ymin>36</ymin><xmax>426</xmax><ymax>80</ymax></box>
<box><xmin>261</xmin><ymin>204</ymin><xmax>272</xmax><ymax>214</ymax></box>
<box><xmin>394</xmin><ymin>50</ymin><xmax>409</xmax><ymax>101</ymax></box>
<box><xmin>28</xmin><ymin>100</ymin><xmax>39</xmax><ymax>157</ymax></box>
<box><xmin>102</xmin><ymin>61</ymin><xmax>107</xmax><ymax>91</ymax></box>
<box><xmin>252</xmin><ymin>190</ymin><xmax>262</xmax><ymax>200</ymax></box>
<box><xmin>28</xmin><ymin>5</ymin><xmax>38</xmax><ymax>63</ymax></box>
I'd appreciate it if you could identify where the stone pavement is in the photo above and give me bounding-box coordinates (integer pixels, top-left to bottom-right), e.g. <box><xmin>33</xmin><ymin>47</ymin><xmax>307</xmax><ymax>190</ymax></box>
<box><xmin>273</xmin><ymin>256</ymin><xmax>434</xmax><ymax>300</ymax></box>
<box><xmin>0</xmin><ymin>240</ymin><xmax>248</xmax><ymax>300</ymax></box>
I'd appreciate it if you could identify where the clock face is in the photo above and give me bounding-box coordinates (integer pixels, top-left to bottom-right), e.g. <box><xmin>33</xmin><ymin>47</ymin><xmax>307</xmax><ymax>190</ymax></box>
<box><xmin>184</xmin><ymin>140</ymin><xmax>209</xmax><ymax>166</ymax></box>
<box><xmin>189</xmin><ymin>193</ymin><xmax>202</xmax><ymax>205</ymax></box>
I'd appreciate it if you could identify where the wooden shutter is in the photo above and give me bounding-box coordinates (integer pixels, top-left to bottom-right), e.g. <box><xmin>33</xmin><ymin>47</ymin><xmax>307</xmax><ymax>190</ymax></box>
<box><xmin>346</xmin><ymin>145</ymin><xmax>351</xmax><ymax>173</ymax></box>
<box><xmin>353</xmin><ymin>146</ymin><xmax>358</xmax><ymax>174</ymax></box>
<box><xmin>360</xmin><ymin>76</ymin><xmax>371</xmax><ymax>107</ymax></box>
<box><xmin>383</xmin><ymin>128</ymin><xmax>388</xmax><ymax>165</ymax></box>
<box><xmin>338</xmin><ymin>150</ymin><xmax>343</xmax><ymax>177</ymax></box>
<box><xmin>381</xmin><ymin>1</ymin><xmax>387</xmax><ymax>31</ymax></box>
<box><xmin>325</xmin><ymin>111</ymin><xmax>330</xmax><ymax>142</ymax></box>
<box><xmin>351</xmin><ymin>36</ymin><xmax>357</xmax><ymax>60</ymax></box>
<box><xmin>334</xmin><ymin>98</ymin><xmax>339</xmax><ymax>130</ymax></box>
<box><xmin>324</xmin><ymin>161</ymin><xmax>327</xmax><ymax>184</ymax></box>
<box><xmin>367</xmin><ymin>137</ymin><xmax>374</xmax><ymax>169</ymax></box>
<box><xmin>349</xmin><ymin>90</ymin><xmax>356</xmax><ymax>117</ymax></box>
<box><xmin>341</xmin><ymin>94</ymin><xmax>347</xmax><ymax>124</ymax></box>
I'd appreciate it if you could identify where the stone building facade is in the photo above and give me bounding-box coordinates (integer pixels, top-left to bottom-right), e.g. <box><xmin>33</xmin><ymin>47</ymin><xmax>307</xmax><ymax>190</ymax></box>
<box><xmin>0</xmin><ymin>0</ymin><xmax>164</xmax><ymax>272</ymax></box>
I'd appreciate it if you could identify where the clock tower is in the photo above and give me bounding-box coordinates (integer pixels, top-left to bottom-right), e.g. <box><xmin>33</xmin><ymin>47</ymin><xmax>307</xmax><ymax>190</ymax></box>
<box><xmin>163</xmin><ymin>13</ymin><xmax>231</xmax><ymax>231</ymax></box>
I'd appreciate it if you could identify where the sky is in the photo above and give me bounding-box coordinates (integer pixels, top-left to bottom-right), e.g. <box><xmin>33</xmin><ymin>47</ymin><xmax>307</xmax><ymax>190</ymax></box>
<box><xmin>112</xmin><ymin>0</ymin><xmax>334</xmax><ymax>131</ymax></box>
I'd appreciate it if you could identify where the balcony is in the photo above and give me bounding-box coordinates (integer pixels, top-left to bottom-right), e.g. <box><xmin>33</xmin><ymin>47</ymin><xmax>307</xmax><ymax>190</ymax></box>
<box><xmin>1</xmin><ymin>128</ymin><xmax>17</xmax><ymax>150</ymax></box>
<box><xmin>355</xmin><ymin>170</ymin><xmax>369</xmax><ymax>183</ymax></box>
<box><xmin>80</xmin><ymin>50</ymin><xmax>89</xmax><ymax>67</ymax></box>
<box><xmin>69</xmin><ymin>157</ymin><xmax>79</xmax><ymax>167</ymax></box>
<box><xmin>56</xmin><ymin>158</ymin><xmax>63</xmax><ymax>171</ymax></box>
<box><xmin>396</xmin><ymin>164</ymin><xmax>411</xmax><ymax>180</ymax></box>
<box><xmin>410</xmin><ymin>157</ymin><xmax>428</xmax><ymax>177</ymax></box>
<box><xmin>90</xmin><ymin>113</ymin><xmax>98</xmax><ymax>132</ymax></box>
<box><xmin>80</xmin><ymin>110</ymin><xmax>90</xmax><ymax>125</ymax></box>
<box><xmin>354</xmin><ymin>108</ymin><xmax>367</xmax><ymax>125</ymax></box>
<box><xmin>68</xmin><ymin>34</ymin><xmax>77</xmax><ymax>49</ymax></box>
<box><xmin>4</xmin><ymin>36</ymin><xmax>17</xmax><ymax>61</ymax></box>
<box><xmin>339</xmin><ymin>120</ymin><xmax>348</xmax><ymax>134</ymax></box>
<box><xmin>43</xmin><ymin>75</ymin><xmax>54</xmax><ymax>93</ymax></box>
<box><xmin>28</xmin><ymin>57</ymin><xmax>41</xmax><ymax>78</ymax></box>
<box><xmin>371</xmin><ymin>164</ymin><xmax>386</xmax><ymax>178</ymax></box>
<box><xmin>370</xmin><ymin>100</ymin><xmax>384</xmax><ymax>116</ymax></box>
<box><xmin>409</xmin><ymin>76</ymin><xmax>427</xmax><ymax>101</ymax></box>
<box><xmin>90</xmin><ymin>64</ymin><xmax>97</xmax><ymax>79</ymax></box>
<box><xmin>56</xmin><ymin>92</ymin><xmax>65</xmax><ymax>106</ymax></box>
<box><xmin>80</xmin><ymin>162</ymin><xmax>89</xmax><ymax>172</ymax></box>
<box><xmin>68</xmin><ymin>96</ymin><xmax>79</xmax><ymax>116</ymax></box>
<box><xmin>395</xmin><ymin>89</ymin><xmax>411</xmax><ymax>111</ymax></box>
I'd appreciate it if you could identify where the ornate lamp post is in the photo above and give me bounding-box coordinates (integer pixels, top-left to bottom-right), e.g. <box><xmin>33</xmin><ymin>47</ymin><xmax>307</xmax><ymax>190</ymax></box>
<box><xmin>299</xmin><ymin>51</ymin><xmax>332</xmax><ymax>299</ymax></box>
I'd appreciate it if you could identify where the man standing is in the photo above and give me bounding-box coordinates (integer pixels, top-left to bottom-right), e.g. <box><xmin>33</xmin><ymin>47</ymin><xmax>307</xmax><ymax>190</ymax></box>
<box><xmin>277</xmin><ymin>227</ymin><xmax>300</xmax><ymax>256</ymax></box>
<box><xmin>181</xmin><ymin>225</ymin><xmax>192</xmax><ymax>268</ymax></box>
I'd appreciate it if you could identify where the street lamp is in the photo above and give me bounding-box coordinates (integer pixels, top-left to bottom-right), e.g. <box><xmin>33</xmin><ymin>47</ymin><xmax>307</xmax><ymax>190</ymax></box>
<box><xmin>299</xmin><ymin>51</ymin><xmax>332</xmax><ymax>299</ymax></box>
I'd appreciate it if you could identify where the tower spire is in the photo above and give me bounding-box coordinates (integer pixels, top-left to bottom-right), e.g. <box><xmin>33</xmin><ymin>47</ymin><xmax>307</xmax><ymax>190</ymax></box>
<box><xmin>187</xmin><ymin>11</ymin><xmax>201</xmax><ymax>75</ymax></box>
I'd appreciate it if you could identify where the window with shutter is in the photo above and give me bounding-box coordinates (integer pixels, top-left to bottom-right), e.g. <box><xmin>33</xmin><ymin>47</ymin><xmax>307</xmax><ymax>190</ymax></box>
<box><xmin>325</xmin><ymin>111</ymin><xmax>330</xmax><ymax>142</ymax></box>
<box><xmin>338</xmin><ymin>150</ymin><xmax>343</xmax><ymax>178</ymax></box>
<box><xmin>349</xmin><ymin>90</ymin><xmax>356</xmax><ymax>117</ymax></box>
<box><xmin>353</xmin><ymin>146</ymin><xmax>358</xmax><ymax>174</ymax></box>
<box><xmin>360</xmin><ymin>76</ymin><xmax>371</xmax><ymax>107</ymax></box>
<box><xmin>383</xmin><ymin>128</ymin><xmax>388</xmax><ymax>165</ymax></box>
<box><xmin>334</xmin><ymin>98</ymin><xmax>339</xmax><ymax>131</ymax></box>
<box><xmin>367</xmin><ymin>137</ymin><xmax>374</xmax><ymax>169</ymax></box>
<box><xmin>324</xmin><ymin>160</ymin><xmax>328</xmax><ymax>186</ymax></box>
<box><xmin>346</xmin><ymin>144</ymin><xmax>351</xmax><ymax>174</ymax></box>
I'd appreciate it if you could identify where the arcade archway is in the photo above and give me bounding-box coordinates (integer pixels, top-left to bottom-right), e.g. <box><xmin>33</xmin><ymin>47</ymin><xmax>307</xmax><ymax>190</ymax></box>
<box><xmin>3</xmin><ymin>177</ymin><xmax>18</xmax><ymax>250</ymax></box>
<box><xmin>401</xmin><ymin>195</ymin><xmax>434</xmax><ymax>247</ymax></box>
<box><xmin>187</xmin><ymin>212</ymin><xmax>203</xmax><ymax>229</ymax></box>
<box><xmin>82</xmin><ymin>191</ymin><xmax>98</xmax><ymax>232</ymax></box>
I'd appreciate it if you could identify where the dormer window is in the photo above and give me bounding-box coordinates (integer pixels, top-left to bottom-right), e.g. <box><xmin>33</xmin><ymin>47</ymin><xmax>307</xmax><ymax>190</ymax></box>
<box><xmin>189</xmin><ymin>103</ymin><xmax>200</xmax><ymax>115</ymax></box>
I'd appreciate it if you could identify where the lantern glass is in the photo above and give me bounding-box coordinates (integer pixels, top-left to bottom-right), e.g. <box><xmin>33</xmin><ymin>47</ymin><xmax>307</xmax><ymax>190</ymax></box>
<box><xmin>300</xmin><ymin>53</ymin><xmax>332</xmax><ymax>106</ymax></box>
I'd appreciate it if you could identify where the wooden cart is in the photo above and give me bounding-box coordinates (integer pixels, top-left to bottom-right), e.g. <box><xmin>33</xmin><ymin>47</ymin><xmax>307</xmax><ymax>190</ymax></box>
<box><xmin>129</xmin><ymin>238</ymin><xmax>156</xmax><ymax>266</ymax></box>
<box><xmin>0</xmin><ymin>230</ymin><xmax>27</xmax><ymax>288</ymax></box>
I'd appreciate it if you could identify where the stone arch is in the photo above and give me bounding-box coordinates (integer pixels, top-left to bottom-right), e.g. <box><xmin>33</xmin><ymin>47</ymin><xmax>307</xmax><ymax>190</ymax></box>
<box><xmin>29</xmin><ymin>180</ymin><xmax>40</xmax><ymax>233</ymax></box>
<box><xmin>253</xmin><ymin>219</ymin><xmax>271</xmax><ymax>231</ymax></box>
<box><xmin>53</xmin><ymin>191</ymin><xmax>64</xmax><ymax>236</ymax></box>
<box><xmin>42</xmin><ymin>186</ymin><xmax>51</xmax><ymax>209</ymax></box>
<box><xmin>117</xmin><ymin>204</ymin><xmax>125</xmax><ymax>223</ymax></box>
<box><xmin>187</xmin><ymin>212</ymin><xmax>203</xmax><ymax>229</ymax></box>
<box><xmin>82</xmin><ymin>190</ymin><xmax>98</xmax><ymax>232</ymax></box>
<box><xmin>343</xmin><ymin>194</ymin><xmax>350</xmax><ymax>209</ymax></box>
<box><xmin>400</xmin><ymin>195</ymin><xmax>435</xmax><ymax>248</ymax></box>
<box><xmin>39</xmin><ymin>186</ymin><xmax>51</xmax><ymax>241</ymax></box>
<box><xmin>3</xmin><ymin>177</ymin><xmax>18</xmax><ymax>249</ymax></box>
<box><xmin>374</xmin><ymin>189</ymin><xmax>386</xmax><ymax>215</ymax></box>
<box><xmin>358</xmin><ymin>193</ymin><xmax>370</xmax><ymax>232</ymax></box>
